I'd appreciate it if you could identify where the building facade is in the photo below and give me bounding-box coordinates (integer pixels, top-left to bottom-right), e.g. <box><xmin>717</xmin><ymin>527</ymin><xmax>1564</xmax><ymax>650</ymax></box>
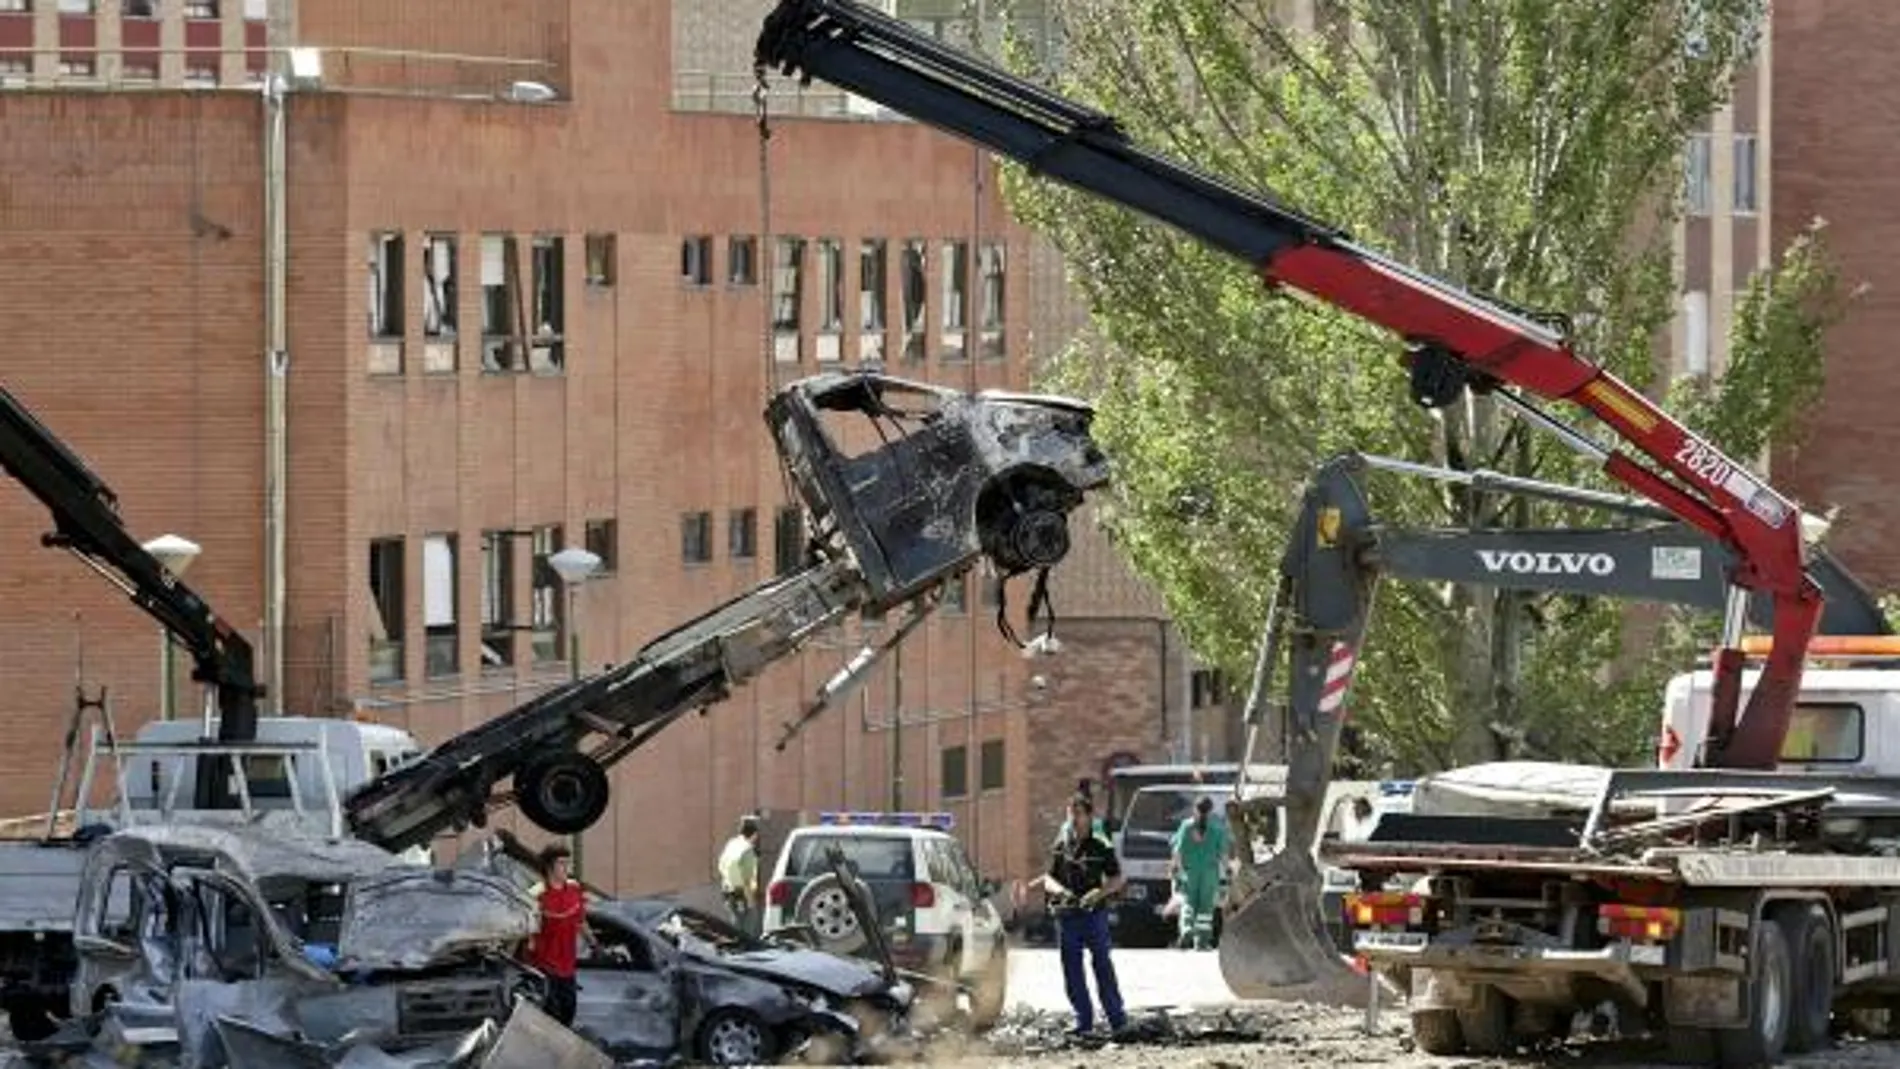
<box><xmin>0</xmin><ymin>0</ymin><xmax>1232</xmax><ymax>898</ymax></box>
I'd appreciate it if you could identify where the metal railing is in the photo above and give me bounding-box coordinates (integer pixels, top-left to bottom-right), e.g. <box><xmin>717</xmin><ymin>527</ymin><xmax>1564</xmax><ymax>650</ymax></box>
<box><xmin>671</xmin><ymin>68</ymin><xmax>913</xmax><ymax>123</ymax></box>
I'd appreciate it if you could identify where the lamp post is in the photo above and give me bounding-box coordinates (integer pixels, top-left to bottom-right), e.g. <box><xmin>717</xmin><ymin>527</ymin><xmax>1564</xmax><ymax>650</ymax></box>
<box><xmin>547</xmin><ymin>546</ymin><xmax>602</xmax><ymax>876</ymax></box>
<box><xmin>142</xmin><ymin>534</ymin><xmax>202</xmax><ymax>721</ymax></box>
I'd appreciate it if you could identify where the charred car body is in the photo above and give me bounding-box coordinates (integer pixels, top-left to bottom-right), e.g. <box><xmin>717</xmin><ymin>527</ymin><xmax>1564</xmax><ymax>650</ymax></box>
<box><xmin>576</xmin><ymin>900</ymin><xmax>913</xmax><ymax>1066</ymax></box>
<box><xmin>59</xmin><ymin>824</ymin><xmax>549</xmax><ymax>1066</ymax></box>
<box><xmin>345</xmin><ymin>371</ymin><xmax>1109</xmax><ymax>856</ymax></box>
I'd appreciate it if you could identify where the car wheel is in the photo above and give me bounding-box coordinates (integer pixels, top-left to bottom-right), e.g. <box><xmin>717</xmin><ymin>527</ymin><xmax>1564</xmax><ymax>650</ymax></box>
<box><xmin>698</xmin><ymin>1009</ymin><xmax>777</xmax><ymax>1066</ymax></box>
<box><xmin>515</xmin><ymin>751</ymin><xmax>610</xmax><ymax>835</ymax></box>
<box><xmin>794</xmin><ymin>874</ymin><xmax>869</xmax><ymax>954</ymax></box>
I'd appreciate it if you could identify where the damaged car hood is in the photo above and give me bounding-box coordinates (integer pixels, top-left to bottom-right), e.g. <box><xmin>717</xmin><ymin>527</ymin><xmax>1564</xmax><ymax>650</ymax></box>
<box><xmin>335</xmin><ymin>867</ymin><xmax>539</xmax><ymax>971</ymax></box>
<box><xmin>705</xmin><ymin>946</ymin><xmax>890</xmax><ymax>999</ymax></box>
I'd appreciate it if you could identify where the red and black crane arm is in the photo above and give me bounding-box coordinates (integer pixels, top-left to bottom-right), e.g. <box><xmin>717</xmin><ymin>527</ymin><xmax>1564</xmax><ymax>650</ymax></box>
<box><xmin>756</xmin><ymin>0</ymin><xmax>1825</xmax><ymax>768</ymax></box>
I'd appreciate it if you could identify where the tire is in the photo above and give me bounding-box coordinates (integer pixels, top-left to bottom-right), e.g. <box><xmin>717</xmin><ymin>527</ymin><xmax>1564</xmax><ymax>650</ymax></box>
<box><xmin>698</xmin><ymin>1008</ymin><xmax>777</xmax><ymax>1066</ymax></box>
<box><xmin>1773</xmin><ymin>902</ymin><xmax>1835</xmax><ymax>1054</ymax></box>
<box><xmin>1410</xmin><ymin>1008</ymin><xmax>1464</xmax><ymax>1055</ymax></box>
<box><xmin>515</xmin><ymin>751</ymin><xmax>610</xmax><ymax>835</ymax></box>
<box><xmin>1455</xmin><ymin>985</ymin><xmax>1514</xmax><ymax>1056</ymax></box>
<box><xmin>7</xmin><ymin>1002</ymin><xmax>59</xmax><ymax>1043</ymax></box>
<box><xmin>1715</xmin><ymin>914</ymin><xmax>1793</xmax><ymax>1067</ymax></box>
<box><xmin>793</xmin><ymin>873</ymin><xmax>869</xmax><ymax>954</ymax></box>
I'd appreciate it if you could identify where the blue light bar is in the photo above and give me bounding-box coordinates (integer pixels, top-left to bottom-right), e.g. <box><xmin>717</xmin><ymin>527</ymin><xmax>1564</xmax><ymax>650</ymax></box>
<box><xmin>817</xmin><ymin>810</ymin><xmax>956</xmax><ymax>831</ymax></box>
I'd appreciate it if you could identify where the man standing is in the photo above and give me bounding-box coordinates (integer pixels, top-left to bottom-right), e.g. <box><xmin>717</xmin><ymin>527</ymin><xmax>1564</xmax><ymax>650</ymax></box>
<box><xmin>718</xmin><ymin>813</ymin><xmax>763</xmax><ymax>937</ymax></box>
<box><xmin>1170</xmin><ymin>795</ymin><xmax>1229</xmax><ymax>951</ymax></box>
<box><xmin>525</xmin><ymin>844</ymin><xmax>585</xmax><ymax>1027</ymax></box>
<box><xmin>1042</xmin><ymin>794</ymin><xmax>1127</xmax><ymax>1037</ymax></box>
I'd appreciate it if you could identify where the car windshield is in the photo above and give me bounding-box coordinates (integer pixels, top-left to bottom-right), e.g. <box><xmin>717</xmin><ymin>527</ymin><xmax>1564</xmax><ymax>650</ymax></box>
<box><xmin>1123</xmin><ymin>787</ymin><xmax>1243</xmax><ymax>839</ymax></box>
<box><xmin>785</xmin><ymin>835</ymin><xmax>915</xmax><ymax>881</ymax></box>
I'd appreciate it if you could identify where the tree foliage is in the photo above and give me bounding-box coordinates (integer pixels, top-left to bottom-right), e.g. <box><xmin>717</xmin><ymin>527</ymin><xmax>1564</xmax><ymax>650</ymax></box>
<box><xmin>996</xmin><ymin>0</ymin><xmax>1856</xmax><ymax>773</ymax></box>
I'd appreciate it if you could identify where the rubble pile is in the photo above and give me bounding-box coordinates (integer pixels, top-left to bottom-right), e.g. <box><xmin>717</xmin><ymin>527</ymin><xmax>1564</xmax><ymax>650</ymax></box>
<box><xmin>973</xmin><ymin>1001</ymin><xmax>1387</xmax><ymax>1059</ymax></box>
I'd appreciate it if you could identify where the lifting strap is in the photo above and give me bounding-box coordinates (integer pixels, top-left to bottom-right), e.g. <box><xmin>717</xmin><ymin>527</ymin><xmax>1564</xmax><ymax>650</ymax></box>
<box><xmin>994</xmin><ymin>566</ymin><xmax>1056</xmax><ymax>650</ymax></box>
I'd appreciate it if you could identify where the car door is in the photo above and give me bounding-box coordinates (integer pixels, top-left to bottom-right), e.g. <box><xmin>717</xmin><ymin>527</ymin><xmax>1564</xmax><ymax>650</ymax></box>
<box><xmin>572</xmin><ymin>921</ymin><xmax>681</xmax><ymax>1062</ymax></box>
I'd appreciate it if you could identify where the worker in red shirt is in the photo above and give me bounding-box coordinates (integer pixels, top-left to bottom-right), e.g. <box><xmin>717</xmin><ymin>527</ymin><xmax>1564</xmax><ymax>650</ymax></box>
<box><xmin>523</xmin><ymin>844</ymin><xmax>586</xmax><ymax>1027</ymax></box>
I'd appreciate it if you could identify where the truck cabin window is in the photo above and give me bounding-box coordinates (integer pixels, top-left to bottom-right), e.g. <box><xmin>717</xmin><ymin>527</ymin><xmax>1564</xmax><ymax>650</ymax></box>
<box><xmin>1781</xmin><ymin>702</ymin><xmax>1863</xmax><ymax>763</ymax></box>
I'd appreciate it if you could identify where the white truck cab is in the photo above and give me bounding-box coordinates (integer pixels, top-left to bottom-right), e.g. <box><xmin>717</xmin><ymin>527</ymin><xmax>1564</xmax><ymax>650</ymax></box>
<box><xmin>1659</xmin><ymin>666</ymin><xmax>1888</xmax><ymax>775</ymax></box>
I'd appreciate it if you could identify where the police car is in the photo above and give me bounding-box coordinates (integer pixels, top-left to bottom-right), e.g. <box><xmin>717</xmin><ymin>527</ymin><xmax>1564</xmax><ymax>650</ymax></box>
<box><xmin>761</xmin><ymin>811</ymin><xmax>1009</xmax><ymax>1026</ymax></box>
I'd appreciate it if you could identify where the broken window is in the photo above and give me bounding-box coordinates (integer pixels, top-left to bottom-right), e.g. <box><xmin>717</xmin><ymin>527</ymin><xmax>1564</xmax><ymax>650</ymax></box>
<box><xmin>980</xmin><ymin>738</ymin><xmax>1005</xmax><ymax>790</ymax></box>
<box><xmin>422</xmin><ymin>233</ymin><xmax>457</xmax><ymax>337</ymax></box>
<box><xmin>530</xmin><ymin>524</ymin><xmax>563</xmax><ymax>663</ymax></box>
<box><xmin>728</xmin><ymin>235</ymin><xmax>758</xmax><ymax>286</ymax></box>
<box><xmin>681</xmin><ymin>235</ymin><xmax>712</xmax><ymax>286</ymax></box>
<box><xmin>816</xmin><ymin>238</ymin><xmax>843</xmax><ymax>362</ymax></box>
<box><xmin>728</xmin><ymin>507</ymin><xmax>757</xmax><ymax>560</ymax></box>
<box><xmin>480</xmin><ymin>233</ymin><xmax>520</xmax><ymax>372</ymax></box>
<box><xmin>816</xmin><ymin>238</ymin><xmax>844</xmax><ymax>332</ymax></box>
<box><xmin>584</xmin><ymin>518</ymin><xmax>617</xmax><ymax>574</ymax></box>
<box><xmin>530</xmin><ymin>236</ymin><xmax>564</xmax><ymax>372</ymax></box>
<box><xmin>682</xmin><ymin>511</ymin><xmax>713</xmax><ymax>565</ymax></box>
<box><xmin>368</xmin><ymin>231</ymin><xmax>404</xmax><ymax>340</ymax></box>
<box><xmin>979</xmin><ymin>241</ymin><xmax>1006</xmax><ymax>359</ymax></box>
<box><xmin>940</xmin><ymin>239</ymin><xmax>969</xmax><ymax>360</ymax></box>
<box><xmin>941</xmin><ymin>745</ymin><xmax>968</xmax><ymax>799</ymax></box>
<box><xmin>585</xmin><ymin>233</ymin><xmax>616</xmax><ymax>287</ymax></box>
<box><xmin>773</xmin><ymin>506</ymin><xmax>805</xmax><ymax>577</ymax></box>
<box><xmin>423</xmin><ymin>533</ymin><xmax>458</xmax><ymax>678</ymax></box>
<box><xmin>184</xmin><ymin>0</ymin><xmax>217</xmax><ymax>17</ymax></box>
<box><xmin>480</xmin><ymin>529</ymin><xmax>515</xmax><ymax>668</ymax></box>
<box><xmin>368</xmin><ymin>537</ymin><xmax>405</xmax><ymax>683</ymax></box>
<box><xmin>860</xmin><ymin>238</ymin><xmax>887</xmax><ymax>336</ymax></box>
<box><xmin>772</xmin><ymin>237</ymin><xmax>804</xmax><ymax>362</ymax></box>
<box><xmin>127</xmin><ymin>0</ymin><xmax>160</xmax><ymax>16</ymax></box>
<box><xmin>900</xmin><ymin>239</ymin><xmax>927</xmax><ymax>361</ymax></box>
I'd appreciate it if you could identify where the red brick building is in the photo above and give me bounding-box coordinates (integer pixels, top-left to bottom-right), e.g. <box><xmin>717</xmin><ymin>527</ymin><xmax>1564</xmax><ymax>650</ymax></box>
<box><xmin>0</xmin><ymin>0</ymin><xmax>1228</xmax><ymax>898</ymax></box>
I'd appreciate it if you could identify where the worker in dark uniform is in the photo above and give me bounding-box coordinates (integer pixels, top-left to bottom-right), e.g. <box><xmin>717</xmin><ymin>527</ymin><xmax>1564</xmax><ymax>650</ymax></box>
<box><xmin>1042</xmin><ymin>793</ymin><xmax>1128</xmax><ymax>1036</ymax></box>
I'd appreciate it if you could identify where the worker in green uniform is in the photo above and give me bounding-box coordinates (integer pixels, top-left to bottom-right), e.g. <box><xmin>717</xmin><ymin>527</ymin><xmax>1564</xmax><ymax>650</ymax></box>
<box><xmin>1169</xmin><ymin>795</ymin><xmax>1228</xmax><ymax>951</ymax></box>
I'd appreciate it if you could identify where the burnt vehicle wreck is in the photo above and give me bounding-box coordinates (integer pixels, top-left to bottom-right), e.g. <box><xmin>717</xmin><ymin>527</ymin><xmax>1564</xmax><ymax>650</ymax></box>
<box><xmin>344</xmin><ymin>371</ymin><xmax>1109</xmax><ymax>855</ymax></box>
<box><xmin>575</xmin><ymin>900</ymin><xmax>914</xmax><ymax>1066</ymax></box>
<box><xmin>461</xmin><ymin>828</ymin><xmax>918</xmax><ymax>1066</ymax></box>
<box><xmin>38</xmin><ymin>823</ymin><xmax>593</xmax><ymax>1068</ymax></box>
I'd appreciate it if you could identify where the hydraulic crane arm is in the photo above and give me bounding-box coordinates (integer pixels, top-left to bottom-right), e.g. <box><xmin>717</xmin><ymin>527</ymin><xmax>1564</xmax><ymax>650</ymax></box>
<box><xmin>755</xmin><ymin>0</ymin><xmax>1824</xmax><ymax>770</ymax></box>
<box><xmin>0</xmin><ymin>384</ymin><xmax>262</xmax><ymax>808</ymax></box>
<box><xmin>1217</xmin><ymin>453</ymin><xmax>1879</xmax><ymax>1002</ymax></box>
<box><xmin>345</xmin><ymin>371</ymin><xmax>1111</xmax><ymax>854</ymax></box>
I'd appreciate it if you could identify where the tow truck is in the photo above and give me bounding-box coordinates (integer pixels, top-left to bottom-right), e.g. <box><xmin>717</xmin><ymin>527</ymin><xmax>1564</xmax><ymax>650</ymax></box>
<box><xmin>0</xmin><ymin>382</ymin><xmax>428</xmax><ymax>1039</ymax></box>
<box><xmin>343</xmin><ymin>371</ymin><xmax>1109</xmax><ymax>853</ymax></box>
<box><xmin>752</xmin><ymin>5</ymin><xmax>1900</xmax><ymax>1063</ymax></box>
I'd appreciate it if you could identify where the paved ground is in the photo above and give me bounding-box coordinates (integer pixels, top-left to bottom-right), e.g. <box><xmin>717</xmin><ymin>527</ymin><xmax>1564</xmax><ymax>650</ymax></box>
<box><xmin>941</xmin><ymin>947</ymin><xmax>1900</xmax><ymax>1069</ymax></box>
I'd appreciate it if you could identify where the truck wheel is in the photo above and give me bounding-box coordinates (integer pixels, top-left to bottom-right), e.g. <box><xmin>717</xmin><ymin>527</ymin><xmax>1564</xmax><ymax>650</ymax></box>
<box><xmin>1455</xmin><ymin>984</ymin><xmax>1514</xmax><ymax>1056</ymax></box>
<box><xmin>7</xmin><ymin>1002</ymin><xmax>59</xmax><ymax>1043</ymax></box>
<box><xmin>1772</xmin><ymin>902</ymin><xmax>1835</xmax><ymax>1054</ymax></box>
<box><xmin>1715</xmin><ymin>914</ymin><xmax>1792</xmax><ymax>1067</ymax></box>
<box><xmin>1409</xmin><ymin>1009</ymin><xmax>1464</xmax><ymax>1055</ymax></box>
<box><xmin>515</xmin><ymin>752</ymin><xmax>611</xmax><ymax>835</ymax></box>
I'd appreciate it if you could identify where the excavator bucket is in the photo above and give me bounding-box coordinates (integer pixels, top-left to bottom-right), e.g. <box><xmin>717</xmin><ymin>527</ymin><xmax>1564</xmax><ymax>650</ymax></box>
<box><xmin>1218</xmin><ymin>841</ymin><xmax>1372</xmax><ymax>1007</ymax></box>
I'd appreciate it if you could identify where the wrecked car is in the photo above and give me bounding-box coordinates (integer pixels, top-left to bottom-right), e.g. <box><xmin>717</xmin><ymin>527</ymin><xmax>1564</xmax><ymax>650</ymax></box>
<box><xmin>61</xmin><ymin>823</ymin><xmax>559</xmax><ymax>1066</ymax></box>
<box><xmin>575</xmin><ymin>900</ymin><xmax>912</xmax><ymax>1065</ymax></box>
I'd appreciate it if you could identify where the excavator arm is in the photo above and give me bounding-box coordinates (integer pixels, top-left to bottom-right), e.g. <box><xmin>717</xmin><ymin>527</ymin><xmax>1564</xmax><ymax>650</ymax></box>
<box><xmin>754</xmin><ymin>0</ymin><xmax>1825</xmax><ymax>772</ymax></box>
<box><xmin>345</xmin><ymin>371</ymin><xmax>1110</xmax><ymax>854</ymax></box>
<box><xmin>0</xmin><ymin>384</ymin><xmax>263</xmax><ymax>810</ymax></box>
<box><xmin>1216</xmin><ymin>452</ymin><xmax>1882</xmax><ymax>1001</ymax></box>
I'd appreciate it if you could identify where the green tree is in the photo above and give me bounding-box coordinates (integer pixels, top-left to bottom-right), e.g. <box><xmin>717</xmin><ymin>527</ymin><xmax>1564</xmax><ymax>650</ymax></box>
<box><xmin>997</xmin><ymin>0</ymin><xmax>1856</xmax><ymax>772</ymax></box>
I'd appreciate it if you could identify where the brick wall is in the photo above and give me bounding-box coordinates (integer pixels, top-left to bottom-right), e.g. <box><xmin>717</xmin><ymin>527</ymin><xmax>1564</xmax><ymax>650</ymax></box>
<box><xmin>1768</xmin><ymin>4</ymin><xmax>1900</xmax><ymax>592</ymax></box>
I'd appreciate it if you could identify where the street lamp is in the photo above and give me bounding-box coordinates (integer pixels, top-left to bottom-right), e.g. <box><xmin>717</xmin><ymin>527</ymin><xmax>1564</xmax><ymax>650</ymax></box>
<box><xmin>142</xmin><ymin>534</ymin><xmax>202</xmax><ymax>721</ymax></box>
<box><xmin>547</xmin><ymin>545</ymin><xmax>602</xmax><ymax>877</ymax></box>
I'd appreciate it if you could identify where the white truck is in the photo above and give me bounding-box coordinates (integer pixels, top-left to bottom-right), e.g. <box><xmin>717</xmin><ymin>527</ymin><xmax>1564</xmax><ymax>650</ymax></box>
<box><xmin>0</xmin><ymin>714</ymin><xmax>425</xmax><ymax>1039</ymax></box>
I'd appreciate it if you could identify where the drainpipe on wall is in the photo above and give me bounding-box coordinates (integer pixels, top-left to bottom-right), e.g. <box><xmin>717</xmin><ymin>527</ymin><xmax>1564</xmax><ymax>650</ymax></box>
<box><xmin>263</xmin><ymin>67</ymin><xmax>289</xmax><ymax>715</ymax></box>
